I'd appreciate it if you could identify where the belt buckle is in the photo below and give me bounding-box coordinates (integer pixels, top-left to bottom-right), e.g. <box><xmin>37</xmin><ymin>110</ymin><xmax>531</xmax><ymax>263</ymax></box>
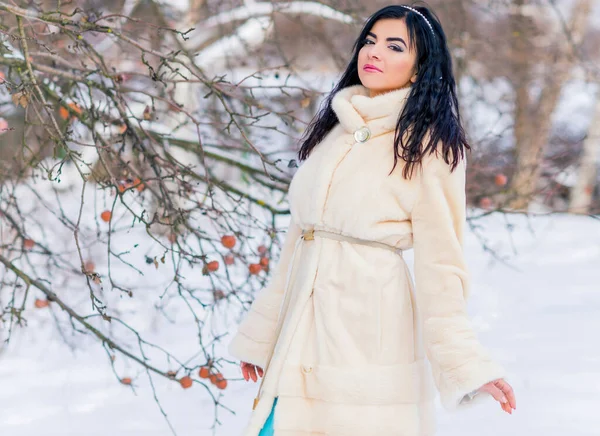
<box><xmin>303</xmin><ymin>229</ymin><xmax>315</xmax><ymax>241</ymax></box>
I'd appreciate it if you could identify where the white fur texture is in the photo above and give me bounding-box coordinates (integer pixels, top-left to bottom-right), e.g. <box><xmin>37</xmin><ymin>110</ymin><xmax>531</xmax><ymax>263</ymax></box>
<box><xmin>228</xmin><ymin>84</ymin><xmax>506</xmax><ymax>435</ymax></box>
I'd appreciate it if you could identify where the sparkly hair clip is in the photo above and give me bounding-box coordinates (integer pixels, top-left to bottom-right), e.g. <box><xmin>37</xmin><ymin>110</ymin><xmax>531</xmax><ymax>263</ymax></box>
<box><xmin>400</xmin><ymin>5</ymin><xmax>435</xmax><ymax>36</ymax></box>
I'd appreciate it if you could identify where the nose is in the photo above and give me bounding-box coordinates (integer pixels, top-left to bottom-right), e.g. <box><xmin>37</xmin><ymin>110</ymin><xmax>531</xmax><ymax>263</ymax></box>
<box><xmin>367</xmin><ymin>45</ymin><xmax>381</xmax><ymax>61</ymax></box>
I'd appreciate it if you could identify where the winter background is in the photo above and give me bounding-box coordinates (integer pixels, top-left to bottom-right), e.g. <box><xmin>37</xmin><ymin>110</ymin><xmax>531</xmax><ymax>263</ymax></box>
<box><xmin>2</xmin><ymin>209</ymin><xmax>600</xmax><ymax>436</ymax></box>
<box><xmin>2</xmin><ymin>1</ymin><xmax>600</xmax><ymax>436</ymax></box>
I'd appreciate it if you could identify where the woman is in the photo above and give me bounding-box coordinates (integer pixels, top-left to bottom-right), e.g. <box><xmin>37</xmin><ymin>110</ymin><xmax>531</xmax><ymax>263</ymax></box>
<box><xmin>228</xmin><ymin>4</ymin><xmax>517</xmax><ymax>436</ymax></box>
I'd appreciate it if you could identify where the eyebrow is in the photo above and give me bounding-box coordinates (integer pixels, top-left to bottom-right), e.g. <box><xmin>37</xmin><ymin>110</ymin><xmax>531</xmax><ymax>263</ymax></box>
<box><xmin>367</xmin><ymin>32</ymin><xmax>407</xmax><ymax>47</ymax></box>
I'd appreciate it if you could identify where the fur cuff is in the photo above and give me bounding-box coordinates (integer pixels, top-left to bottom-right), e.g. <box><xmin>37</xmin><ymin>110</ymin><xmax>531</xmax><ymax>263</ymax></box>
<box><xmin>437</xmin><ymin>357</ymin><xmax>506</xmax><ymax>411</ymax></box>
<box><xmin>227</xmin><ymin>331</ymin><xmax>272</xmax><ymax>369</ymax></box>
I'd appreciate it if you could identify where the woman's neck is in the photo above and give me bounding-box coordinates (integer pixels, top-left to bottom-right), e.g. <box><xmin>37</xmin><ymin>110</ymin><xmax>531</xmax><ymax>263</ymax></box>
<box><xmin>369</xmin><ymin>83</ymin><xmax>412</xmax><ymax>98</ymax></box>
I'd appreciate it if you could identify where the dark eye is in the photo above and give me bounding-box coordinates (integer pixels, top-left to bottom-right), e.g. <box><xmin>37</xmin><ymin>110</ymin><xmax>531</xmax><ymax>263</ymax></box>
<box><xmin>389</xmin><ymin>45</ymin><xmax>403</xmax><ymax>52</ymax></box>
<box><xmin>363</xmin><ymin>39</ymin><xmax>374</xmax><ymax>45</ymax></box>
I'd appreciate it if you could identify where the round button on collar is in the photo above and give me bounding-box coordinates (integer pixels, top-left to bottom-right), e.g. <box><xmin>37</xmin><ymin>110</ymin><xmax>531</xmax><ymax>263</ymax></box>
<box><xmin>353</xmin><ymin>126</ymin><xmax>371</xmax><ymax>143</ymax></box>
<box><xmin>301</xmin><ymin>364</ymin><xmax>313</xmax><ymax>374</ymax></box>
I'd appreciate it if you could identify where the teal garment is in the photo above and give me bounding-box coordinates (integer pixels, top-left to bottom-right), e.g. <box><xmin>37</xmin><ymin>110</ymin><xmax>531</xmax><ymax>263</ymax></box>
<box><xmin>258</xmin><ymin>397</ymin><xmax>278</xmax><ymax>436</ymax></box>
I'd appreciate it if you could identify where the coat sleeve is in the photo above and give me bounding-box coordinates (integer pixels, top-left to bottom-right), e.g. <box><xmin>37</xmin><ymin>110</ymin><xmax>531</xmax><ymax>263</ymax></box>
<box><xmin>227</xmin><ymin>216</ymin><xmax>303</xmax><ymax>369</ymax></box>
<box><xmin>411</xmin><ymin>150</ymin><xmax>506</xmax><ymax>411</ymax></box>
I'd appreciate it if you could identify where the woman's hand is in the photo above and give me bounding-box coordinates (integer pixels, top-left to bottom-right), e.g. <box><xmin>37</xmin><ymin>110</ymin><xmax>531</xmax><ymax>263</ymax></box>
<box><xmin>479</xmin><ymin>378</ymin><xmax>516</xmax><ymax>414</ymax></box>
<box><xmin>241</xmin><ymin>362</ymin><xmax>264</xmax><ymax>382</ymax></box>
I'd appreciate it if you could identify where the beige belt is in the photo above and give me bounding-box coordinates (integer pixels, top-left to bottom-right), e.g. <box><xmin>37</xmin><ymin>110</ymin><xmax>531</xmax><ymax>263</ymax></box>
<box><xmin>252</xmin><ymin>227</ymin><xmax>402</xmax><ymax>411</ymax></box>
<box><xmin>301</xmin><ymin>228</ymin><xmax>403</xmax><ymax>256</ymax></box>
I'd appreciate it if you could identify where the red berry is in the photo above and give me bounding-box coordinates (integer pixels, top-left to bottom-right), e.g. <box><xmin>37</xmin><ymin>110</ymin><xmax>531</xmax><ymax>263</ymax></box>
<box><xmin>179</xmin><ymin>376</ymin><xmax>193</xmax><ymax>389</ymax></box>
<box><xmin>199</xmin><ymin>367</ymin><xmax>210</xmax><ymax>379</ymax></box>
<box><xmin>100</xmin><ymin>210</ymin><xmax>112</xmax><ymax>222</ymax></box>
<box><xmin>34</xmin><ymin>298</ymin><xmax>49</xmax><ymax>308</ymax></box>
<box><xmin>221</xmin><ymin>235</ymin><xmax>236</xmax><ymax>249</ymax></box>
<box><xmin>224</xmin><ymin>254</ymin><xmax>235</xmax><ymax>265</ymax></box>
<box><xmin>134</xmin><ymin>178</ymin><xmax>145</xmax><ymax>192</ymax></box>
<box><xmin>249</xmin><ymin>263</ymin><xmax>262</xmax><ymax>275</ymax></box>
<box><xmin>84</xmin><ymin>261</ymin><xmax>95</xmax><ymax>273</ymax></box>
<box><xmin>494</xmin><ymin>173</ymin><xmax>508</xmax><ymax>187</ymax></box>
<box><xmin>479</xmin><ymin>197</ymin><xmax>493</xmax><ymax>209</ymax></box>
<box><xmin>216</xmin><ymin>377</ymin><xmax>228</xmax><ymax>390</ymax></box>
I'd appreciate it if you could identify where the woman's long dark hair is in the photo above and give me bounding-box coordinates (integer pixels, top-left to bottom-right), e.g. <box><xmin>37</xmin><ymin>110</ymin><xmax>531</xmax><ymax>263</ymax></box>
<box><xmin>297</xmin><ymin>4</ymin><xmax>470</xmax><ymax>179</ymax></box>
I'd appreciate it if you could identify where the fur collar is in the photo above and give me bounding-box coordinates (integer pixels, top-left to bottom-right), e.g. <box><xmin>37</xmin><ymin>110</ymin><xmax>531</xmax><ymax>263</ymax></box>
<box><xmin>331</xmin><ymin>84</ymin><xmax>412</xmax><ymax>140</ymax></box>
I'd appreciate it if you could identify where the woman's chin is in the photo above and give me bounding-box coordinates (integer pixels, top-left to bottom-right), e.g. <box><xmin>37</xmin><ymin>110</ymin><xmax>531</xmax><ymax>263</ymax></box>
<box><xmin>358</xmin><ymin>77</ymin><xmax>384</xmax><ymax>91</ymax></box>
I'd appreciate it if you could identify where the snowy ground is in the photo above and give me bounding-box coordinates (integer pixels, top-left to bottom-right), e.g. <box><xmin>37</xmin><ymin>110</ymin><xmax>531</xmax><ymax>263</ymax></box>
<box><xmin>1</xmin><ymin>211</ymin><xmax>599</xmax><ymax>436</ymax></box>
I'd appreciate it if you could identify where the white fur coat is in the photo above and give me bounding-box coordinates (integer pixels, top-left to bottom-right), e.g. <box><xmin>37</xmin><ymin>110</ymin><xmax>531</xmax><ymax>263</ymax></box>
<box><xmin>228</xmin><ymin>84</ymin><xmax>506</xmax><ymax>435</ymax></box>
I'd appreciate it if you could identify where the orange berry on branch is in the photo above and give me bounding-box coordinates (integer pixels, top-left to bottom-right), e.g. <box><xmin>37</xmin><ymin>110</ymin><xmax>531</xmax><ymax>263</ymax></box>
<box><xmin>224</xmin><ymin>254</ymin><xmax>235</xmax><ymax>265</ymax></box>
<box><xmin>199</xmin><ymin>366</ymin><xmax>210</xmax><ymax>379</ymax></box>
<box><xmin>68</xmin><ymin>102</ymin><xmax>83</xmax><ymax>115</ymax></box>
<box><xmin>179</xmin><ymin>376</ymin><xmax>193</xmax><ymax>389</ymax></box>
<box><xmin>213</xmin><ymin>372</ymin><xmax>226</xmax><ymax>386</ymax></box>
<box><xmin>206</xmin><ymin>260</ymin><xmax>219</xmax><ymax>272</ymax></box>
<box><xmin>100</xmin><ymin>210</ymin><xmax>112</xmax><ymax>222</ymax></box>
<box><xmin>34</xmin><ymin>298</ymin><xmax>49</xmax><ymax>308</ymax></box>
<box><xmin>249</xmin><ymin>263</ymin><xmax>262</xmax><ymax>275</ymax></box>
<box><xmin>479</xmin><ymin>197</ymin><xmax>493</xmax><ymax>209</ymax></box>
<box><xmin>58</xmin><ymin>106</ymin><xmax>69</xmax><ymax>120</ymax></box>
<box><xmin>84</xmin><ymin>261</ymin><xmax>95</xmax><ymax>273</ymax></box>
<box><xmin>494</xmin><ymin>173</ymin><xmax>508</xmax><ymax>187</ymax></box>
<box><xmin>133</xmin><ymin>177</ymin><xmax>145</xmax><ymax>192</ymax></box>
<box><xmin>221</xmin><ymin>235</ymin><xmax>236</xmax><ymax>249</ymax></box>
<box><xmin>216</xmin><ymin>378</ymin><xmax>228</xmax><ymax>390</ymax></box>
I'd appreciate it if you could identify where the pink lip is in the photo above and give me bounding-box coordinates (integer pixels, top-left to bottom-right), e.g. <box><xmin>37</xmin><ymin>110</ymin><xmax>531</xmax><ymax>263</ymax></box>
<box><xmin>363</xmin><ymin>64</ymin><xmax>382</xmax><ymax>73</ymax></box>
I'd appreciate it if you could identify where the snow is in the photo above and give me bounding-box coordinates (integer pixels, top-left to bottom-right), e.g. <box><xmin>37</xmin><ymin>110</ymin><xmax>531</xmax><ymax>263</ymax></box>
<box><xmin>193</xmin><ymin>16</ymin><xmax>275</xmax><ymax>72</ymax></box>
<box><xmin>1</xmin><ymin>203</ymin><xmax>599</xmax><ymax>435</ymax></box>
<box><xmin>201</xmin><ymin>1</ymin><xmax>355</xmax><ymax>29</ymax></box>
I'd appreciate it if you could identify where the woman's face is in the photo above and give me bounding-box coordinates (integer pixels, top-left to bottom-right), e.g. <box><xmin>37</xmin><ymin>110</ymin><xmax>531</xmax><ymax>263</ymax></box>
<box><xmin>357</xmin><ymin>18</ymin><xmax>419</xmax><ymax>97</ymax></box>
